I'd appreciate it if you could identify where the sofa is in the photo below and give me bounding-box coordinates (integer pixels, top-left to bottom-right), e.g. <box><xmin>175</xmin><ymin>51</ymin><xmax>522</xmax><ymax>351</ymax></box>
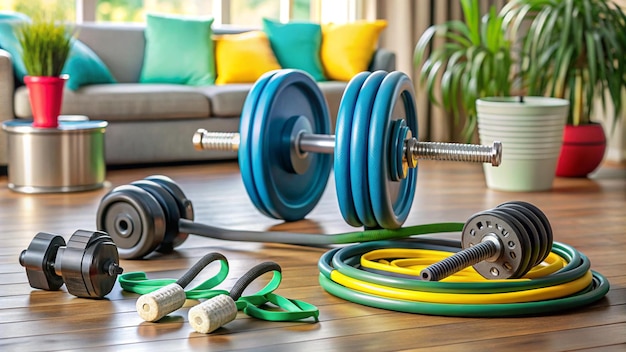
<box><xmin>0</xmin><ymin>22</ymin><xmax>396</xmax><ymax>168</ymax></box>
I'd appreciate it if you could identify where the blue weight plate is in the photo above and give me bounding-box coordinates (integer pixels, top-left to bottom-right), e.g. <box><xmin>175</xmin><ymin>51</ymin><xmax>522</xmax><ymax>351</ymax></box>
<box><xmin>250</xmin><ymin>70</ymin><xmax>332</xmax><ymax>221</ymax></box>
<box><xmin>239</xmin><ymin>70</ymin><xmax>280</xmax><ymax>218</ymax></box>
<box><xmin>350</xmin><ymin>71</ymin><xmax>388</xmax><ymax>228</ymax></box>
<box><xmin>334</xmin><ymin>71</ymin><xmax>371</xmax><ymax>227</ymax></box>
<box><xmin>369</xmin><ymin>71</ymin><xmax>418</xmax><ymax>229</ymax></box>
<box><xmin>388</xmin><ymin>119</ymin><xmax>406</xmax><ymax>182</ymax></box>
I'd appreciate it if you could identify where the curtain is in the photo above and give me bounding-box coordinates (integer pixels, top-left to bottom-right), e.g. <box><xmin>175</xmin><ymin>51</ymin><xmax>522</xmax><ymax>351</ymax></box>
<box><xmin>371</xmin><ymin>0</ymin><xmax>506</xmax><ymax>142</ymax></box>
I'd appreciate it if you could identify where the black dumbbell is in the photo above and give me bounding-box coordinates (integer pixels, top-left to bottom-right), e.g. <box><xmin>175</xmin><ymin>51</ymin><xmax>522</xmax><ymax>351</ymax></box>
<box><xmin>19</xmin><ymin>230</ymin><xmax>123</xmax><ymax>298</ymax></box>
<box><xmin>420</xmin><ymin>201</ymin><xmax>553</xmax><ymax>281</ymax></box>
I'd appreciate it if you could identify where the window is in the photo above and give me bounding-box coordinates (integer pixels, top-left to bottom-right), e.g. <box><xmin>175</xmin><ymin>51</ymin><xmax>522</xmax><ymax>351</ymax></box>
<box><xmin>1</xmin><ymin>0</ymin><xmax>76</xmax><ymax>22</ymax></box>
<box><xmin>1</xmin><ymin>0</ymin><xmax>367</xmax><ymax>24</ymax></box>
<box><xmin>96</xmin><ymin>0</ymin><xmax>214</xmax><ymax>23</ymax></box>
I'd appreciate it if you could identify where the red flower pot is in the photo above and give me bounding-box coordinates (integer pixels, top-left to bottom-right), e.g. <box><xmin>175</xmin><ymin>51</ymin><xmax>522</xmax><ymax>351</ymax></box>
<box><xmin>556</xmin><ymin>123</ymin><xmax>606</xmax><ymax>177</ymax></box>
<box><xmin>24</xmin><ymin>75</ymin><xmax>67</xmax><ymax>128</ymax></box>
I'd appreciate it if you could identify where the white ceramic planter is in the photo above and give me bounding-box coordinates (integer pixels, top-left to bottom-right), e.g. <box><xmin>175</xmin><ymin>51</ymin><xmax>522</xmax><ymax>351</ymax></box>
<box><xmin>477</xmin><ymin>97</ymin><xmax>569</xmax><ymax>192</ymax></box>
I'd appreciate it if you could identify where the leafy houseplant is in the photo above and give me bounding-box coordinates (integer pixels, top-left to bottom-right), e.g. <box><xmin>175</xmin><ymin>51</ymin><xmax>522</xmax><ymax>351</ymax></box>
<box><xmin>414</xmin><ymin>0</ymin><xmax>570</xmax><ymax>191</ymax></box>
<box><xmin>501</xmin><ymin>0</ymin><xmax>626</xmax><ymax>176</ymax></box>
<box><xmin>414</xmin><ymin>0</ymin><xmax>514</xmax><ymax>143</ymax></box>
<box><xmin>503</xmin><ymin>0</ymin><xmax>626</xmax><ymax>126</ymax></box>
<box><xmin>15</xmin><ymin>16</ymin><xmax>73</xmax><ymax>128</ymax></box>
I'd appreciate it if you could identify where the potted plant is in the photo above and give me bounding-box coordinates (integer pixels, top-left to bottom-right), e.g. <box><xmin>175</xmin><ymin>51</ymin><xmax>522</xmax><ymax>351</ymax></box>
<box><xmin>414</xmin><ymin>0</ymin><xmax>514</xmax><ymax>143</ymax></box>
<box><xmin>413</xmin><ymin>0</ymin><xmax>569</xmax><ymax>191</ymax></box>
<box><xmin>501</xmin><ymin>0</ymin><xmax>626</xmax><ymax>177</ymax></box>
<box><xmin>15</xmin><ymin>15</ymin><xmax>72</xmax><ymax>128</ymax></box>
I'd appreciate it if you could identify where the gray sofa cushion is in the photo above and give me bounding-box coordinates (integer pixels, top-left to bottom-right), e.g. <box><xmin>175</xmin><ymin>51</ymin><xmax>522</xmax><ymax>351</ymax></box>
<box><xmin>14</xmin><ymin>83</ymin><xmax>211</xmax><ymax>121</ymax></box>
<box><xmin>197</xmin><ymin>81</ymin><xmax>348</xmax><ymax>123</ymax></box>
<box><xmin>197</xmin><ymin>84</ymin><xmax>253</xmax><ymax>117</ymax></box>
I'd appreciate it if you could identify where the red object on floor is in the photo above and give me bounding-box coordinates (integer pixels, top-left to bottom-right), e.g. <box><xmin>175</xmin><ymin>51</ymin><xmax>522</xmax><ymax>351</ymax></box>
<box><xmin>24</xmin><ymin>75</ymin><xmax>67</xmax><ymax>128</ymax></box>
<box><xmin>556</xmin><ymin>123</ymin><xmax>606</xmax><ymax>177</ymax></box>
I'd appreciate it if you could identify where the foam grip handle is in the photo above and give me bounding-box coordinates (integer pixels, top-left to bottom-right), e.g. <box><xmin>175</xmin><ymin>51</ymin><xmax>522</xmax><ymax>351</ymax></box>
<box><xmin>188</xmin><ymin>294</ymin><xmax>237</xmax><ymax>334</ymax></box>
<box><xmin>136</xmin><ymin>283</ymin><xmax>186</xmax><ymax>322</ymax></box>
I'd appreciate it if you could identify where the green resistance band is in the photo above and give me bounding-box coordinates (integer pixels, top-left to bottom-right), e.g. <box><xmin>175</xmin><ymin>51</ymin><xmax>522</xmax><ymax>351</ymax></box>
<box><xmin>119</xmin><ymin>255</ymin><xmax>319</xmax><ymax>322</ymax></box>
<box><xmin>318</xmin><ymin>222</ymin><xmax>610</xmax><ymax>317</ymax></box>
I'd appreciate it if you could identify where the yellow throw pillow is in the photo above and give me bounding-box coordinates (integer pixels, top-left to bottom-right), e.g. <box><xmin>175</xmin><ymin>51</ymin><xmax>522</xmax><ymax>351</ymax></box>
<box><xmin>215</xmin><ymin>31</ymin><xmax>281</xmax><ymax>85</ymax></box>
<box><xmin>321</xmin><ymin>20</ymin><xmax>387</xmax><ymax>81</ymax></box>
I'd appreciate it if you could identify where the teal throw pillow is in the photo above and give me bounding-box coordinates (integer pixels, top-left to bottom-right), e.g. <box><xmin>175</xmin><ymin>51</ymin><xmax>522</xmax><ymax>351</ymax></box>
<box><xmin>262</xmin><ymin>18</ymin><xmax>325</xmax><ymax>81</ymax></box>
<box><xmin>63</xmin><ymin>40</ymin><xmax>116</xmax><ymax>90</ymax></box>
<box><xmin>0</xmin><ymin>16</ymin><xmax>116</xmax><ymax>90</ymax></box>
<box><xmin>140</xmin><ymin>14</ymin><xmax>215</xmax><ymax>85</ymax></box>
<box><xmin>0</xmin><ymin>11</ymin><xmax>30</xmax><ymax>21</ymax></box>
<box><xmin>0</xmin><ymin>17</ymin><xmax>29</xmax><ymax>81</ymax></box>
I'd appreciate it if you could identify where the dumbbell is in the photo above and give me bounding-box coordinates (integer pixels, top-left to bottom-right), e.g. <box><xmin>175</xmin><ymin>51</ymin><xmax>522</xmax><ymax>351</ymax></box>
<box><xmin>420</xmin><ymin>201</ymin><xmax>553</xmax><ymax>281</ymax></box>
<box><xmin>99</xmin><ymin>174</ymin><xmax>465</xmax><ymax>259</ymax></box>
<box><xmin>193</xmin><ymin>69</ymin><xmax>502</xmax><ymax>229</ymax></box>
<box><xmin>19</xmin><ymin>230</ymin><xmax>123</xmax><ymax>298</ymax></box>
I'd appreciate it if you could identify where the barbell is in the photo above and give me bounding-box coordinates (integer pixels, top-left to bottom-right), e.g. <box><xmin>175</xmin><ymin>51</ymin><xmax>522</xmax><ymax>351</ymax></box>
<box><xmin>193</xmin><ymin>70</ymin><xmax>501</xmax><ymax>229</ymax></box>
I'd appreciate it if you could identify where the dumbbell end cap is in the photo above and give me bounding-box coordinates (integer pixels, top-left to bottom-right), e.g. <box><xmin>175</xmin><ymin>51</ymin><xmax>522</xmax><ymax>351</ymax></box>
<box><xmin>192</xmin><ymin>129</ymin><xmax>207</xmax><ymax>151</ymax></box>
<box><xmin>491</xmin><ymin>141</ymin><xmax>502</xmax><ymax>167</ymax></box>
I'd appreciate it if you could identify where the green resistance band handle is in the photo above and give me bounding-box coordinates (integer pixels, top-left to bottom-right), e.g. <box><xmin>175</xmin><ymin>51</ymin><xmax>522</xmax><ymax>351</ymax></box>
<box><xmin>119</xmin><ymin>255</ymin><xmax>319</xmax><ymax>326</ymax></box>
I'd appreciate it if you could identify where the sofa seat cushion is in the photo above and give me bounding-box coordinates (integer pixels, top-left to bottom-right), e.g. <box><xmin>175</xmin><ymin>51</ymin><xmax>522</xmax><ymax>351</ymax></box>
<box><xmin>14</xmin><ymin>83</ymin><xmax>212</xmax><ymax>121</ymax></box>
<box><xmin>198</xmin><ymin>80</ymin><xmax>348</xmax><ymax>121</ymax></box>
<box><xmin>197</xmin><ymin>84</ymin><xmax>253</xmax><ymax>117</ymax></box>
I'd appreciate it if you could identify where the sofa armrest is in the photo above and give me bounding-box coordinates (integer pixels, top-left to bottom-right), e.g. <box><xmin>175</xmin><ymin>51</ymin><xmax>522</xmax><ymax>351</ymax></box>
<box><xmin>0</xmin><ymin>49</ymin><xmax>15</xmax><ymax>166</ymax></box>
<box><xmin>0</xmin><ymin>49</ymin><xmax>15</xmax><ymax>121</ymax></box>
<box><xmin>368</xmin><ymin>48</ymin><xmax>396</xmax><ymax>72</ymax></box>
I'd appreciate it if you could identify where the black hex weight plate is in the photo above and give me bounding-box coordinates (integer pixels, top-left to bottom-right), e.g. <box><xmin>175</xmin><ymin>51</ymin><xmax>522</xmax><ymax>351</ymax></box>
<box><xmin>19</xmin><ymin>232</ymin><xmax>66</xmax><ymax>291</ymax></box>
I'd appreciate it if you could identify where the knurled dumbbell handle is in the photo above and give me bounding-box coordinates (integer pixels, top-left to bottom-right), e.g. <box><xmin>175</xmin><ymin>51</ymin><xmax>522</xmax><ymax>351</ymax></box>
<box><xmin>193</xmin><ymin>129</ymin><xmax>502</xmax><ymax>166</ymax></box>
<box><xmin>420</xmin><ymin>240</ymin><xmax>499</xmax><ymax>281</ymax></box>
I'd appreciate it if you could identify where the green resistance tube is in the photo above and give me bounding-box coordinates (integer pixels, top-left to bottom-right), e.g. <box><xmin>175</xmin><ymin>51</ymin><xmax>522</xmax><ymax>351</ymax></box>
<box><xmin>318</xmin><ymin>239</ymin><xmax>610</xmax><ymax>317</ymax></box>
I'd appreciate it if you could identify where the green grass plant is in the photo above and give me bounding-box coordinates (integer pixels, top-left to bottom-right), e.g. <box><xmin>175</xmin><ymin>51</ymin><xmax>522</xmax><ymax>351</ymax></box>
<box><xmin>15</xmin><ymin>15</ymin><xmax>73</xmax><ymax>77</ymax></box>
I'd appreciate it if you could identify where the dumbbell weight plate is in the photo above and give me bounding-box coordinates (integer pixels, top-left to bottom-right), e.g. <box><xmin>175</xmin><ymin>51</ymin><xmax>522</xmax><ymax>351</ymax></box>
<box><xmin>246</xmin><ymin>70</ymin><xmax>332</xmax><ymax>221</ymax></box>
<box><xmin>335</xmin><ymin>72</ymin><xmax>370</xmax><ymax>227</ymax></box>
<box><xmin>462</xmin><ymin>210</ymin><xmax>532</xmax><ymax>279</ymax></box>
<box><xmin>144</xmin><ymin>175</ymin><xmax>194</xmax><ymax>250</ymax></box>
<box><xmin>19</xmin><ymin>232</ymin><xmax>66</xmax><ymax>291</ymax></box>
<box><xmin>488</xmin><ymin>209</ymin><xmax>534</xmax><ymax>278</ymax></box>
<box><xmin>388</xmin><ymin>119</ymin><xmax>409</xmax><ymax>182</ymax></box>
<box><xmin>350</xmin><ymin>71</ymin><xmax>388</xmax><ymax>228</ymax></box>
<box><xmin>496</xmin><ymin>202</ymin><xmax>548</xmax><ymax>268</ymax></box>
<box><xmin>498</xmin><ymin>201</ymin><xmax>553</xmax><ymax>262</ymax></box>
<box><xmin>368</xmin><ymin>72</ymin><xmax>418</xmax><ymax>229</ymax></box>
<box><xmin>239</xmin><ymin>71</ymin><xmax>279</xmax><ymax>219</ymax></box>
<box><xmin>60</xmin><ymin>230</ymin><xmax>120</xmax><ymax>298</ymax></box>
<box><xmin>96</xmin><ymin>185</ymin><xmax>166</xmax><ymax>259</ymax></box>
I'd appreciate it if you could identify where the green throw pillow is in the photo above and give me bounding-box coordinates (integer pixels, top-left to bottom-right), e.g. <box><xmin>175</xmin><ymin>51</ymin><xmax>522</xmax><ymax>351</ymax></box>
<box><xmin>140</xmin><ymin>14</ymin><xmax>215</xmax><ymax>85</ymax></box>
<box><xmin>63</xmin><ymin>40</ymin><xmax>117</xmax><ymax>90</ymax></box>
<box><xmin>262</xmin><ymin>18</ymin><xmax>325</xmax><ymax>81</ymax></box>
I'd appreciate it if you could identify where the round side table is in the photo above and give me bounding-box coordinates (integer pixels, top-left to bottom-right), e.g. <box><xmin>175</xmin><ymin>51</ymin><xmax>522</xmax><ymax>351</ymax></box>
<box><xmin>2</xmin><ymin>119</ymin><xmax>108</xmax><ymax>193</ymax></box>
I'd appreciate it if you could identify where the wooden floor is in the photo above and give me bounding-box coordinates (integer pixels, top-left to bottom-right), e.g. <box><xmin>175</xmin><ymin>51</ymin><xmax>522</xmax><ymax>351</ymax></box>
<box><xmin>0</xmin><ymin>160</ymin><xmax>624</xmax><ymax>351</ymax></box>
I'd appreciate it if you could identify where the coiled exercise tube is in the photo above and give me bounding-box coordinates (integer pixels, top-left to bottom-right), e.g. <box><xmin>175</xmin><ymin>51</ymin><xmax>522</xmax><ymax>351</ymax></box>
<box><xmin>318</xmin><ymin>229</ymin><xmax>610</xmax><ymax>317</ymax></box>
